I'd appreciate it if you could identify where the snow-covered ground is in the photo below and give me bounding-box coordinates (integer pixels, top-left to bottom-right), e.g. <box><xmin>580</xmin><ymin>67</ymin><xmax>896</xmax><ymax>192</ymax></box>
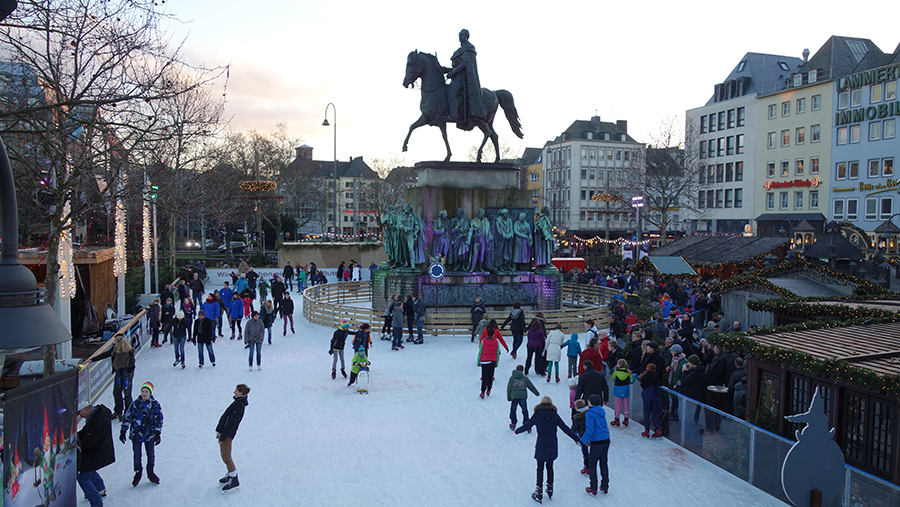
<box><xmin>86</xmin><ymin>301</ymin><xmax>786</xmax><ymax>507</ymax></box>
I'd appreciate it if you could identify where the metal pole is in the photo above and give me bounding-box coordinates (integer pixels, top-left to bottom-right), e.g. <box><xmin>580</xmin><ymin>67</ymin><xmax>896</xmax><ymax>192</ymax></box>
<box><xmin>143</xmin><ymin>174</ymin><xmax>150</xmax><ymax>294</ymax></box>
<box><xmin>152</xmin><ymin>200</ymin><xmax>158</xmax><ymax>293</ymax></box>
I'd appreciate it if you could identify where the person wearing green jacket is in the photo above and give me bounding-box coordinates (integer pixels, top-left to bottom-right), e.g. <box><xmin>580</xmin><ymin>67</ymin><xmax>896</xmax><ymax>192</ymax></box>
<box><xmin>507</xmin><ymin>365</ymin><xmax>540</xmax><ymax>430</ymax></box>
<box><xmin>610</xmin><ymin>359</ymin><xmax>634</xmax><ymax>427</ymax></box>
<box><xmin>347</xmin><ymin>349</ymin><xmax>370</xmax><ymax>388</ymax></box>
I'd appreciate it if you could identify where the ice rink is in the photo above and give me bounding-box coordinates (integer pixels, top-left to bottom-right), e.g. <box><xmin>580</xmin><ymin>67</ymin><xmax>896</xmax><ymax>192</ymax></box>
<box><xmin>85</xmin><ymin>301</ymin><xmax>786</xmax><ymax>506</ymax></box>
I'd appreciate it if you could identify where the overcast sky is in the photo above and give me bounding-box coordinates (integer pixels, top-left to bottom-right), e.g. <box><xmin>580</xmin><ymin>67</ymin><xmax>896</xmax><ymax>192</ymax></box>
<box><xmin>164</xmin><ymin>0</ymin><xmax>899</xmax><ymax>167</ymax></box>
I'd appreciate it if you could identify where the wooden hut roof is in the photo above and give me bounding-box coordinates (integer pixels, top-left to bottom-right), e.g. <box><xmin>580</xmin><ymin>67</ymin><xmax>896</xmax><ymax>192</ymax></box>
<box><xmin>649</xmin><ymin>235</ymin><xmax>791</xmax><ymax>266</ymax></box>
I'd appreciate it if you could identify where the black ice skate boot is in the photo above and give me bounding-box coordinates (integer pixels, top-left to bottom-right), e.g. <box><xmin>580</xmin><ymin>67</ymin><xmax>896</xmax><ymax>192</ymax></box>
<box><xmin>547</xmin><ymin>483</ymin><xmax>553</xmax><ymax>499</ymax></box>
<box><xmin>331</xmin><ymin>369</ymin><xmax>336</xmax><ymax>379</ymax></box>
<box><xmin>147</xmin><ymin>466</ymin><xmax>159</xmax><ymax>484</ymax></box>
<box><xmin>532</xmin><ymin>485</ymin><xmax>543</xmax><ymax>503</ymax></box>
<box><xmin>341</xmin><ymin>368</ymin><xmax>347</xmax><ymax>378</ymax></box>
<box><xmin>222</xmin><ymin>474</ymin><xmax>240</xmax><ymax>494</ymax></box>
<box><xmin>132</xmin><ymin>468</ymin><xmax>142</xmax><ymax>487</ymax></box>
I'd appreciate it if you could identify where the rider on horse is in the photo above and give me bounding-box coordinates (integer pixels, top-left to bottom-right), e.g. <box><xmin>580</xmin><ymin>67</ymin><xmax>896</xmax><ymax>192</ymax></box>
<box><xmin>443</xmin><ymin>29</ymin><xmax>486</xmax><ymax>127</ymax></box>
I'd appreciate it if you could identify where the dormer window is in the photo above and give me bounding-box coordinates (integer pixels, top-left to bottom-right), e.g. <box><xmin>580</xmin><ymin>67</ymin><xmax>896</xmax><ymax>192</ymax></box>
<box><xmin>778</xmin><ymin>61</ymin><xmax>790</xmax><ymax>71</ymax></box>
<box><xmin>737</xmin><ymin>60</ymin><xmax>746</xmax><ymax>72</ymax></box>
<box><xmin>586</xmin><ymin>132</ymin><xmax>593</xmax><ymax>140</ymax></box>
<box><xmin>603</xmin><ymin>133</ymin><xmax>610</xmax><ymax>141</ymax></box>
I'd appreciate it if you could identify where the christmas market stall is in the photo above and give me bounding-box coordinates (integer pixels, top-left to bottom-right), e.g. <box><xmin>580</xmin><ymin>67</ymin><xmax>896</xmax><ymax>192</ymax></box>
<box><xmin>644</xmin><ymin>235</ymin><xmax>791</xmax><ymax>280</ymax></box>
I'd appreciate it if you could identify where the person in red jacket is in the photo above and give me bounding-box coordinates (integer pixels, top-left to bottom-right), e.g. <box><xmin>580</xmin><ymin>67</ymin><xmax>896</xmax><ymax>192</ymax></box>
<box><xmin>478</xmin><ymin>319</ymin><xmax>509</xmax><ymax>399</ymax></box>
<box><xmin>578</xmin><ymin>337</ymin><xmax>604</xmax><ymax>376</ymax></box>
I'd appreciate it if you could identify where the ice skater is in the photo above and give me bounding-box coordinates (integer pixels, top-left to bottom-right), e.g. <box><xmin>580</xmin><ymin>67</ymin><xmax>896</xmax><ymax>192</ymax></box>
<box><xmin>477</xmin><ymin>319</ymin><xmax>508</xmax><ymax>398</ymax></box>
<box><xmin>244</xmin><ymin>311</ymin><xmax>264</xmax><ymax>370</ymax></box>
<box><xmin>330</xmin><ymin>321</ymin><xmax>350</xmax><ymax>379</ymax></box>
<box><xmin>217</xmin><ymin>384</ymin><xmax>250</xmax><ymax>493</ymax></box>
<box><xmin>514</xmin><ymin>396</ymin><xmax>581</xmax><ymax>503</ymax></box>
<box><xmin>120</xmin><ymin>382</ymin><xmax>163</xmax><ymax>487</ymax></box>
<box><xmin>507</xmin><ymin>364</ymin><xmax>539</xmax><ymax>431</ymax></box>
<box><xmin>581</xmin><ymin>394</ymin><xmax>610</xmax><ymax>495</ymax></box>
<box><xmin>610</xmin><ymin>358</ymin><xmax>633</xmax><ymax>427</ymax></box>
<box><xmin>348</xmin><ymin>348</ymin><xmax>370</xmax><ymax>393</ymax></box>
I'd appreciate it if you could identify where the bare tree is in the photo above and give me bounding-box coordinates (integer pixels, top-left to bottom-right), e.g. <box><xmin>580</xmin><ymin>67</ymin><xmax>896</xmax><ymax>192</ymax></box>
<box><xmin>359</xmin><ymin>154</ymin><xmax>414</xmax><ymax>229</ymax></box>
<box><xmin>634</xmin><ymin>118</ymin><xmax>706</xmax><ymax>247</ymax></box>
<box><xmin>0</xmin><ymin>0</ymin><xmax>227</xmax><ymax>306</ymax></box>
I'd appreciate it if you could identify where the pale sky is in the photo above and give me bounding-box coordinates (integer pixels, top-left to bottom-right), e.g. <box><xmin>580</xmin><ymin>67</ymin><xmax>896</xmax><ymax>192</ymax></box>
<box><xmin>165</xmin><ymin>0</ymin><xmax>899</xmax><ymax>167</ymax></box>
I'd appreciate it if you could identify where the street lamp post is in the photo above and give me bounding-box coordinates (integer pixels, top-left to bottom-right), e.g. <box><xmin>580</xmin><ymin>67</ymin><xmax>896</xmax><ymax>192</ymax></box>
<box><xmin>323</xmin><ymin>103</ymin><xmax>337</xmax><ymax>237</ymax></box>
<box><xmin>631</xmin><ymin>195</ymin><xmax>644</xmax><ymax>260</ymax></box>
<box><xmin>778</xmin><ymin>219</ymin><xmax>799</xmax><ymax>247</ymax></box>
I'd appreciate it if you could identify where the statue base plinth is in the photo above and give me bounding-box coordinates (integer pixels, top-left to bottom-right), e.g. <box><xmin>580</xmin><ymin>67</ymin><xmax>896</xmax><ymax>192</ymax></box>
<box><xmin>413</xmin><ymin>161</ymin><xmax>520</xmax><ymax>190</ymax></box>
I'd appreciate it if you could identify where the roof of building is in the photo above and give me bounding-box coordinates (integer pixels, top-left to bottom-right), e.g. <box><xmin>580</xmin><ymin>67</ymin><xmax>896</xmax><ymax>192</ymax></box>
<box><xmin>801</xmin><ymin>36</ymin><xmax>885</xmax><ymax>79</ymax></box>
<box><xmin>647</xmin><ymin>256</ymin><xmax>696</xmax><ymax>275</ymax></box>
<box><xmin>649</xmin><ymin>235</ymin><xmax>791</xmax><ymax>265</ymax></box>
<box><xmin>801</xmin><ymin>230</ymin><xmax>864</xmax><ymax>261</ymax></box>
<box><xmin>705</xmin><ymin>52</ymin><xmax>805</xmax><ymax>104</ymax></box>
<box><xmin>765</xmin><ymin>277</ymin><xmax>851</xmax><ymax>298</ymax></box>
<box><xmin>748</xmin><ymin>321</ymin><xmax>900</xmax><ymax>377</ymax></box>
<box><xmin>755</xmin><ymin>213</ymin><xmax>827</xmax><ymax>223</ymax></box>
<box><xmin>521</xmin><ymin>147</ymin><xmax>543</xmax><ymax>166</ymax></box>
<box><xmin>547</xmin><ymin>117</ymin><xmax>637</xmax><ymax>144</ymax></box>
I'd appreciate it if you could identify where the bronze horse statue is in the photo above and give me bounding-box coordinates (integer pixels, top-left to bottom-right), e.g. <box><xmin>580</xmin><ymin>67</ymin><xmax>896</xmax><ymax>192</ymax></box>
<box><xmin>402</xmin><ymin>50</ymin><xmax>523</xmax><ymax>162</ymax></box>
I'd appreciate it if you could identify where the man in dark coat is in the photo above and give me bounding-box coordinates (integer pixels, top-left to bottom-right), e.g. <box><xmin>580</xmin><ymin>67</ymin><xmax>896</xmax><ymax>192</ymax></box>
<box><xmin>194</xmin><ymin>309</ymin><xmax>215</xmax><ymax>368</ymax></box>
<box><xmin>469</xmin><ymin>296</ymin><xmax>486</xmax><ymax>343</ymax></box>
<box><xmin>77</xmin><ymin>403</ymin><xmax>115</xmax><ymax>507</ymax></box>
<box><xmin>575</xmin><ymin>360</ymin><xmax>609</xmax><ymax>405</ymax></box>
<box><xmin>270</xmin><ymin>276</ymin><xmax>285</xmax><ymax>313</ymax></box>
<box><xmin>640</xmin><ymin>341</ymin><xmax>667</xmax><ymax>386</ymax></box>
<box><xmin>282</xmin><ymin>262</ymin><xmax>294</xmax><ymax>291</ymax></box>
<box><xmin>707</xmin><ymin>345</ymin><xmax>728</xmax><ymax>385</ymax></box>
<box><xmin>443</xmin><ymin>28</ymin><xmax>486</xmax><ymax>124</ymax></box>
<box><xmin>217</xmin><ymin>384</ymin><xmax>250</xmax><ymax>493</ymax></box>
<box><xmin>679</xmin><ymin>354</ymin><xmax>709</xmax><ymax>435</ymax></box>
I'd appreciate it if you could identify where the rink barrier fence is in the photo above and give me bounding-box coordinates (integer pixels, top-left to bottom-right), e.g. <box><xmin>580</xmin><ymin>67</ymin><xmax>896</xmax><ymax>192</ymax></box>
<box><xmin>301</xmin><ymin>280</ymin><xmax>609</xmax><ymax>336</ymax></box>
<box><xmin>619</xmin><ymin>380</ymin><xmax>900</xmax><ymax>506</ymax></box>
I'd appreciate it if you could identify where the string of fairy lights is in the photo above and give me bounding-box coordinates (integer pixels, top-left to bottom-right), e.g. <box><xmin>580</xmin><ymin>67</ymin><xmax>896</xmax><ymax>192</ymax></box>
<box><xmin>113</xmin><ymin>194</ymin><xmax>126</xmax><ymax>277</ymax></box>
<box><xmin>142</xmin><ymin>191</ymin><xmax>151</xmax><ymax>263</ymax></box>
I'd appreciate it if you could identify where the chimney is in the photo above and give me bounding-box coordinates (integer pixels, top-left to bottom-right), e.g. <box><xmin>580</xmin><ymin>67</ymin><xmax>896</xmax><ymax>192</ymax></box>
<box><xmin>590</xmin><ymin>115</ymin><xmax>602</xmax><ymax>131</ymax></box>
<box><xmin>802</xmin><ymin>48</ymin><xmax>810</xmax><ymax>63</ymax></box>
<box><xmin>616</xmin><ymin>120</ymin><xmax>627</xmax><ymax>133</ymax></box>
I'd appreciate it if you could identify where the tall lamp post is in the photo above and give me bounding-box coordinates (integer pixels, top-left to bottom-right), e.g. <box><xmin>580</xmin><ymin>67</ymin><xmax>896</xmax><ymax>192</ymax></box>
<box><xmin>322</xmin><ymin>103</ymin><xmax>337</xmax><ymax>237</ymax></box>
<box><xmin>778</xmin><ymin>219</ymin><xmax>799</xmax><ymax>247</ymax></box>
<box><xmin>631</xmin><ymin>195</ymin><xmax>644</xmax><ymax>260</ymax></box>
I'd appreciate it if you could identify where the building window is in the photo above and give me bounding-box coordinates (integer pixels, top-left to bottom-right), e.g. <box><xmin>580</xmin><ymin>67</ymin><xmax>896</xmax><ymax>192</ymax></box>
<box><xmin>796</xmin><ymin>127</ymin><xmax>805</xmax><ymax>144</ymax></box>
<box><xmin>708</xmin><ymin>114</ymin><xmax>716</xmax><ymax>132</ymax></box>
<box><xmin>850</xmin><ymin>161</ymin><xmax>859</xmax><ymax>179</ymax></box>
<box><xmin>869</xmin><ymin>159</ymin><xmax>880</xmax><ymax>178</ymax></box>
<box><xmin>616</xmin><ymin>150</ymin><xmax>622</xmax><ymax>161</ymax></box>
<box><xmin>866</xmin><ymin>198</ymin><xmax>877</xmax><ymax>220</ymax></box>
<box><xmin>725</xmin><ymin>189</ymin><xmax>733</xmax><ymax>208</ymax></box>
<box><xmin>837</xmin><ymin>127</ymin><xmax>848</xmax><ymax>145</ymax></box>
<box><xmin>851</xmin><ymin>89</ymin><xmax>862</xmax><ymax>107</ymax></box>
<box><xmin>838</xmin><ymin>91</ymin><xmax>849</xmax><ymax>110</ymax></box>
<box><xmin>797</xmin><ymin>97</ymin><xmax>806</xmax><ymax>114</ymax></box>
<box><xmin>781</xmin><ymin>161</ymin><xmax>790</xmax><ymax>177</ymax></box>
<box><xmin>700</xmin><ymin>116</ymin><xmax>707</xmax><ymax>133</ymax></box>
<box><xmin>735</xmin><ymin>161</ymin><xmax>744</xmax><ymax>181</ymax></box>
<box><xmin>766</xmin><ymin>192</ymin><xmax>774</xmax><ymax>210</ymax></box>
<box><xmin>795</xmin><ymin>159</ymin><xmax>804</xmax><ymax>175</ymax></box>
<box><xmin>717</xmin><ymin>138</ymin><xmax>724</xmax><ymax>157</ymax></box>
<box><xmin>707</xmin><ymin>141</ymin><xmax>714</xmax><ymax>158</ymax></box>
<box><xmin>836</xmin><ymin>162</ymin><xmax>847</xmax><ymax>180</ymax></box>
<box><xmin>872</xmin><ymin>83</ymin><xmax>883</xmax><ymax>103</ymax></box>
<box><xmin>795</xmin><ymin>191</ymin><xmax>803</xmax><ymax>209</ymax></box>
<box><xmin>847</xmin><ymin>198</ymin><xmax>858</xmax><ymax>220</ymax></box>
<box><xmin>870</xmin><ymin>122</ymin><xmax>882</xmax><ymax>141</ymax></box>
<box><xmin>833</xmin><ymin>199</ymin><xmax>844</xmax><ymax>220</ymax></box>
<box><xmin>810</xmin><ymin>157</ymin><xmax>819</xmax><ymax>174</ymax></box>
<box><xmin>529</xmin><ymin>172</ymin><xmax>540</xmax><ymax>182</ymax></box>
<box><xmin>624</xmin><ymin>151</ymin><xmax>630</xmax><ymax>161</ymax></box>
<box><xmin>707</xmin><ymin>165</ymin><xmax>715</xmax><ymax>183</ymax></box>
<box><xmin>870</xmin><ymin>400</ymin><xmax>894</xmax><ymax>473</ymax></box>
<box><xmin>718</xmin><ymin>112</ymin><xmax>725</xmax><ymax>130</ymax></box>
<box><xmin>782</xmin><ymin>130</ymin><xmax>790</xmax><ymax>146</ymax></box>
<box><xmin>810</xmin><ymin>190</ymin><xmax>818</xmax><ymax>209</ymax></box>
<box><xmin>767</xmin><ymin>132</ymin><xmax>776</xmax><ymax>149</ymax></box>
<box><xmin>782</xmin><ymin>101</ymin><xmax>790</xmax><ymax>116</ymax></box>
<box><xmin>725</xmin><ymin>162</ymin><xmax>733</xmax><ymax>182</ymax></box>
<box><xmin>698</xmin><ymin>190</ymin><xmax>705</xmax><ymax>208</ymax></box>
<box><xmin>767</xmin><ymin>162</ymin><xmax>776</xmax><ymax>177</ymax></box>
<box><xmin>581</xmin><ymin>146</ymin><xmax>588</xmax><ymax>159</ymax></box>
<box><xmin>579</xmin><ymin>211</ymin><xmax>586</xmax><ymax>220</ymax></box>
<box><xmin>716</xmin><ymin>164</ymin><xmax>724</xmax><ymax>183</ymax></box>
<box><xmin>888</xmin><ymin>81</ymin><xmax>898</xmax><ymax>101</ymax></box>
<box><xmin>885</xmin><ymin>119</ymin><xmax>896</xmax><ymax>139</ymax></box>
<box><xmin>780</xmin><ymin>191</ymin><xmax>788</xmax><ymax>209</ymax></box>
<box><xmin>726</xmin><ymin>136</ymin><xmax>734</xmax><ymax>156</ymax></box>
<box><xmin>768</xmin><ymin>104</ymin><xmax>777</xmax><ymax>119</ymax></box>
<box><xmin>580</xmin><ymin>190</ymin><xmax>586</xmax><ymax>200</ymax></box>
<box><xmin>811</xmin><ymin>124</ymin><xmax>820</xmax><ymax>143</ymax></box>
<box><xmin>737</xmin><ymin>107</ymin><xmax>745</xmax><ymax>127</ymax></box>
<box><xmin>881</xmin><ymin>197</ymin><xmax>893</xmax><ymax>219</ymax></box>
<box><xmin>736</xmin><ymin>134</ymin><xmax>744</xmax><ymax>154</ymax></box>
<box><xmin>698</xmin><ymin>169</ymin><xmax>706</xmax><ymax>185</ymax></box>
<box><xmin>734</xmin><ymin>188</ymin><xmax>743</xmax><ymax>208</ymax></box>
<box><xmin>598</xmin><ymin>169</ymin><xmax>605</xmax><ymax>180</ymax></box>
<box><xmin>850</xmin><ymin>125</ymin><xmax>861</xmax><ymax>143</ymax></box>
<box><xmin>727</xmin><ymin>109</ymin><xmax>735</xmax><ymax>128</ymax></box>
<box><xmin>812</xmin><ymin>94</ymin><xmax>822</xmax><ymax>110</ymax></box>
<box><xmin>844</xmin><ymin>392</ymin><xmax>866</xmax><ymax>462</ymax></box>
<box><xmin>706</xmin><ymin>190</ymin><xmax>714</xmax><ymax>209</ymax></box>
<box><xmin>884</xmin><ymin>158</ymin><xmax>894</xmax><ymax>177</ymax></box>
<box><xmin>715</xmin><ymin>189</ymin><xmax>723</xmax><ymax>208</ymax></box>
<box><xmin>589</xmin><ymin>170</ymin><xmax>596</xmax><ymax>180</ymax></box>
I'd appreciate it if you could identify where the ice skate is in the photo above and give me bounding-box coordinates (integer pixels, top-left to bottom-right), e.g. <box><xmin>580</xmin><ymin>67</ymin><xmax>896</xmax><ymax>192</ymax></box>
<box><xmin>340</xmin><ymin>368</ymin><xmax>347</xmax><ymax>378</ymax></box>
<box><xmin>623</xmin><ymin>417</ymin><xmax>629</xmax><ymax>427</ymax></box>
<box><xmin>331</xmin><ymin>370</ymin><xmax>336</xmax><ymax>379</ymax></box>
<box><xmin>610</xmin><ymin>419</ymin><xmax>620</xmax><ymax>427</ymax></box>
<box><xmin>532</xmin><ymin>486</ymin><xmax>542</xmax><ymax>503</ymax></box>
<box><xmin>147</xmin><ymin>466</ymin><xmax>159</xmax><ymax>484</ymax></box>
<box><xmin>221</xmin><ymin>475</ymin><xmax>240</xmax><ymax>494</ymax></box>
<box><xmin>547</xmin><ymin>484</ymin><xmax>553</xmax><ymax>499</ymax></box>
<box><xmin>132</xmin><ymin>468</ymin><xmax>142</xmax><ymax>487</ymax></box>
<box><xmin>652</xmin><ymin>428</ymin><xmax>662</xmax><ymax>438</ymax></box>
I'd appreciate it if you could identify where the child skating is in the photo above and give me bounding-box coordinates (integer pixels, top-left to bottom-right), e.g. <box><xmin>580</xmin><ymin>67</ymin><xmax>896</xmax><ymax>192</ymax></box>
<box><xmin>507</xmin><ymin>365</ymin><xmax>539</xmax><ymax>431</ymax></box>
<box><xmin>611</xmin><ymin>358</ymin><xmax>634</xmax><ymax>427</ymax></box>
<box><xmin>348</xmin><ymin>348</ymin><xmax>370</xmax><ymax>394</ymax></box>
<box><xmin>120</xmin><ymin>382</ymin><xmax>163</xmax><ymax>487</ymax></box>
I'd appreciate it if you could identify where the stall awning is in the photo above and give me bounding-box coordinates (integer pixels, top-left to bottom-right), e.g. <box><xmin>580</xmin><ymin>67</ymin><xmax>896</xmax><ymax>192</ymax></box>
<box><xmin>647</xmin><ymin>256</ymin><xmax>696</xmax><ymax>275</ymax></box>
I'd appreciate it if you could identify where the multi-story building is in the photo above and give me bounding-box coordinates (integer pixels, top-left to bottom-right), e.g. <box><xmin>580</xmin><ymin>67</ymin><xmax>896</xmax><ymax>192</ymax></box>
<box><xmin>829</xmin><ymin>46</ymin><xmax>900</xmax><ymax>250</ymax></box>
<box><xmin>756</xmin><ymin>37</ymin><xmax>884</xmax><ymax>244</ymax></box>
<box><xmin>542</xmin><ymin>116</ymin><xmax>644</xmax><ymax>236</ymax></box>
<box><xmin>522</xmin><ymin>147</ymin><xmax>543</xmax><ymax>212</ymax></box>
<box><xmin>686</xmin><ymin>52</ymin><xmax>804</xmax><ymax>235</ymax></box>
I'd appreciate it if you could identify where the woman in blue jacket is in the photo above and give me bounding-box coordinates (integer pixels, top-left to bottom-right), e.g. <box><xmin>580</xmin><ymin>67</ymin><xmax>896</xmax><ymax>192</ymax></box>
<box><xmin>580</xmin><ymin>394</ymin><xmax>610</xmax><ymax>495</ymax></box>
<box><xmin>228</xmin><ymin>292</ymin><xmax>244</xmax><ymax>340</ymax></box>
<box><xmin>515</xmin><ymin>396</ymin><xmax>581</xmax><ymax>503</ymax></box>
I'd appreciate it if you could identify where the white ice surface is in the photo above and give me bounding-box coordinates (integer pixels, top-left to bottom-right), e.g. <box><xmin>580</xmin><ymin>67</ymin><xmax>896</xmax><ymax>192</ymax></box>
<box><xmin>86</xmin><ymin>300</ymin><xmax>786</xmax><ymax>507</ymax></box>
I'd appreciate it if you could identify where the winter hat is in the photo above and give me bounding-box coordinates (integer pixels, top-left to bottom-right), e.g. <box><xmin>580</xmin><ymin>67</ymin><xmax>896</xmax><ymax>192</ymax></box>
<box><xmin>341</xmin><ymin>321</ymin><xmax>350</xmax><ymax>330</ymax></box>
<box><xmin>587</xmin><ymin>394</ymin><xmax>602</xmax><ymax>407</ymax></box>
<box><xmin>646</xmin><ymin>341</ymin><xmax>659</xmax><ymax>350</ymax></box>
<box><xmin>567</xmin><ymin>377</ymin><xmax>578</xmax><ymax>387</ymax></box>
<box><xmin>176</xmin><ymin>310</ymin><xmax>185</xmax><ymax>319</ymax></box>
<box><xmin>141</xmin><ymin>382</ymin><xmax>154</xmax><ymax>394</ymax></box>
<box><xmin>77</xmin><ymin>400</ymin><xmax>92</xmax><ymax>412</ymax></box>
<box><xmin>670</xmin><ymin>344</ymin><xmax>683</xmax><ymax>354</ymax></box>
<box><xmin>687</xmin><ymin>355</ymin><xmax>701</xmax><ymax>366</ymax></box>
<box><xmin>646</xmin><ymin>363</ymin><xmax>657</xmax><ymax>372</ymax></box>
